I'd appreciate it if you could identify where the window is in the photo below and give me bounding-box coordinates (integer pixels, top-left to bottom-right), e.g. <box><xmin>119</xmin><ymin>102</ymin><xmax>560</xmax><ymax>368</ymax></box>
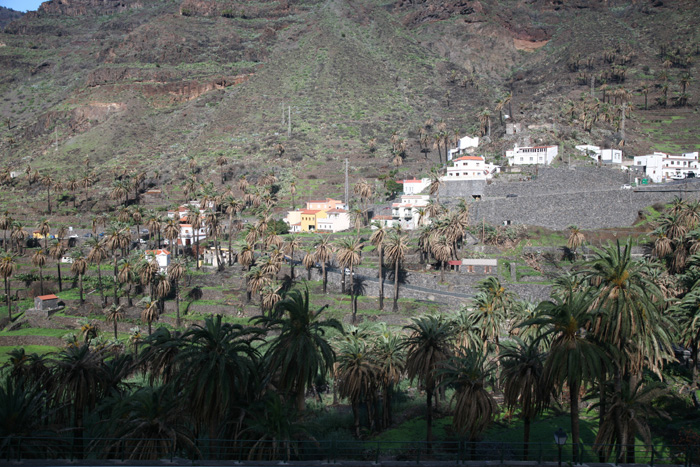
<box><xmin>530</xmin><ymin>157</ymin><xmax>534</xmax><ymax>162</ymax></box>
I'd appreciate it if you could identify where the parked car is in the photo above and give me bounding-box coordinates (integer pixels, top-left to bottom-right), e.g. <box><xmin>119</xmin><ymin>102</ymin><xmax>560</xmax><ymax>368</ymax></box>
<box><xmin>344</xmin><ymin>268</ymin><xmax>355</xmax><ymax>276</ymax></box>
<box><xmin>621</xmin><ymin>184</ymin><xmax>632</xmax><ymax>190</ymax></box>
<box><xmin>671</xmin><ymin>173</ymin><xmax>686</xmax><ymax>180</ymax></box>
<box><xmin>688</xmin><ymin>172</ymin><xmax>696</xmax><ymax>179</ymax></box>
<box><xmin>506</xmin><ymin>194</ymin><xmax>517</xmax><ymax>198</ymax></box>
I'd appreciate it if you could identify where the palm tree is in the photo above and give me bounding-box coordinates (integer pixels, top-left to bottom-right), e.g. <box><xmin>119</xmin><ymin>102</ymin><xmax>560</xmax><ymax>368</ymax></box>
<box><xmin>223</xmin><ymin>195</ymin><xmax>243</xmax><ymax>266</ymax></box>
<box><xmin>256</xmin><ymin>288</ymin><xmax>342</xmax><ymax>412</ymax></box>
<box><xmin>37</xmin><ymin>218</ymin><xmax>50</xmax><ymax>252</ymax></box>
<box><xmin>167</xmin><ymin>259</ymin><xmax>186</xmax><ymax>328</ymax></box>
<box><xmin>428</xmin><ymin>169</ymin><xmax>443</xmax><ymax>205</ymax></box>
<box><xmin>49</xmin><ymin>344</ymin><xmax>112</xmax><ymax>458</ymax></box>
<box><xmin>370</xmin><ymin>225</ymin><xmax>387</xmax><ymax>310</ymax></box>
<box><xmin>104</xmin><ymin>304</ymin><xmax>125</xmax><ymax>340</ymax></box>
<box><xmin>499</xmin><ymin>337</ymin><xmax>550</xmax><ymax>460</ymax></box>
<box><xmin>354</xmin><ymin>179</ymin><xmax>373</xmax><ymax>224</ymax></box>
<box><xmin>336</xmin><ymin>337</ymin><xmax>379</xmax><ymax>437</ymax></box>
<box><xmin>175</xmin><ymin>315</ymin><xmax>261</xmax><ymax>437</ymax></box>
<box><xmin>530</xmin><ymin>285</ymin><xmax>608</xmax><ymax>462</ymax></box>
<box><xmin>374</xmin><ymin>330</ymin><xmax>405</xmax><ymax>429</ymax></box>
<box><xmin>188</xmin><ymin>207</ymin><xmax>204</xmax><ymax>270</ymax></box>
<box><xmin>582</xmin><ymin>240</ymin><xmax>672</xmax><ymax>384</ymax></box>
<box><xmin>283</xmin><ymin>234</ymin><xmax>301</xmax><ymax>279</ymax></box>
<box><xmin>40</xmin><ymin>174</ymin><xmax>54</xmax><ymax>214</ymax></box>
<box><xmin>592</xmin><ymin>380</ymin><xmax>670</xmax><ymax>463</ymax></box>
<box><xmin>31</xmin><ymin>248</ymin><xmax>47</xmax><ymax>296</ymax></box>
<box><xmin>145</xmin><ymin>213</ymin><xmax>162</xmax><ymax>250</ymax></box>
<box><xmin>86</xmin><ymin>237</ymin><xmax>107</xmax><ymax>306</ymax></box>
<box><xmin>99</xmin><ymin>386</ymin><xmax>196</xmax><ymax>460</ymax></box>
<box><xmin>0</xmin><ymin>211</ymin><xmax>12</xmax><ymax>252</ymax></box>
<box><xmin>11</xmin><ymin>221</ymin><xmax>26</xmax><ymax>255</ymax></box>
<box><xmin>567</xmin><ymin>225</ymin><xmax>585</xmax><ymax>257</ymax></box>
<box><xmin>0</xmin><ymin>250</ymin><xmax>16</xmax><ymax>319</ymax></box>
<box><xmin>336</xmin><ymin>236</ymin><xmax>363</xmax><ymax>322</ymax></box>
<box><xmin>246</xmin><ymin>266</ymin><xmax>270</xmax><ymax>306</ymax></box>
<box><xmin>48</xmin><ymin>240</ymin><xmax>65</xmax><ymax>292</ymax></box>
<box><xmin>81</xmin><ymin>172</ymin><xmax>94</xmax><ymax>205</ymax></box>
<box><xmin>105</xmin><ymin>227</ymin><xmax>130</xmax><ymax>304</ymax></box>
<box><xmin>71</xmin><ymin>252</ymin><xmax>89</xmax><ymax>305</ymax></box>
<box><xmin>140</xmin><ymin>298</ymin><xmax>159</xmax><ymax>335</ymax></box>
<box><xmin>313</xmin><ymin>234</ymin><xmax>334</xmax><ymax>294</ymax></box>
<box><xmin>301</xmin><ymin>245</ymin><xmax>315</xmax><ymax>281</ymax></box>
<box><xmin>440</xmin><ymin>347</ymin><xmax>497</xmax><ymax>449</ymax></box>
<box><xmin>402</xmin><ymin>314</ymin><xmax>454</xmax><ymax>447</ymax></box>
<box><xmin>153</xmin><ymin>272</ymin><xmax>171</xmax><ymax>315</ymax></box>
<box><xmin>430</xmin><ymin>234</ymin><xmax>453</xmax><ymax>283</ymax></box>
<box><xmin>385</xmin><ymin>227</ymin><xmax>408</xmax><ymax>312</ymax></box>
<box><xmin>163</xmin><ymin>218</ymin><xmax>180</xmax><ymax>258</ymax></box>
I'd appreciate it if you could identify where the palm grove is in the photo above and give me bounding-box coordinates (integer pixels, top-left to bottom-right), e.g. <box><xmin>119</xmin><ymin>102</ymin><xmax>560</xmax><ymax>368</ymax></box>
<box><xmin>0</xmin><ymin>159</ymin><xmax>698</xmax><ymax>462</ymax></box>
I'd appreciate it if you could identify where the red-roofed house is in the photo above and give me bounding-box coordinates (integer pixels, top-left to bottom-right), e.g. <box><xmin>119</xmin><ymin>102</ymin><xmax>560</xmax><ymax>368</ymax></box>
<box><xmin>306</xmin><ymin>198</ymin><xmax>347</xmax><ymax>211</ymax></box>
<box><xmin>443</xmin><ymin>155</ymin><xmax>499</xmax><ymax>181</ymax></box>
<box><xmin>34</xmin><ymin>294</ymin><xmax>59</xmax><ymax>313</ymax></box>
<box><xmin>145</xmin><ymin>249</ymin><xmax>171</xmax><ymax>272</ymax></box>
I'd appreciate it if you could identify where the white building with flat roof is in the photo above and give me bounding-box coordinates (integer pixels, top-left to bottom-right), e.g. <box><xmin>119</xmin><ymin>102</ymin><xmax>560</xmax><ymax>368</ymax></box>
<box><xmin>316</xmin><ymin>209</ymin><xmax>351</xmax><ymax>233</ymax></box>
<box><xmin>401</xmin><ymin>178</ymin><xmax>430</xmax><ymax>195</ymax></box>
<box><xmin>506</xmin><ymin>145</ymin><xmax>558</xmax><ymax>166</ymax></box>
<box><xmin>447</xmin><ymin>135</ymin><xmax>479</xmax><ymax>161</ymax></box>
<box><xmin>576</xmin><ymin>145</ymin><xmax>622</xmax><ymax>165</ymax></box>
<box><xmin>634</xmin><ymin>151</ymin><xmax>699</xmax><ymax>183</ymax></box>
<box><xmin>391</xmin><ymin>195</ymin><xmax>430</xmax><ymax>230</ymax></box>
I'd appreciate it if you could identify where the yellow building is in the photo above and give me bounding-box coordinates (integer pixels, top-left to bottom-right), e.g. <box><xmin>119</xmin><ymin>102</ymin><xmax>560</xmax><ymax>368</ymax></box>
<box><xmin>300</xmin><ymin>209</ymin><xmax>328</xmax><ymax>232</ymax></box>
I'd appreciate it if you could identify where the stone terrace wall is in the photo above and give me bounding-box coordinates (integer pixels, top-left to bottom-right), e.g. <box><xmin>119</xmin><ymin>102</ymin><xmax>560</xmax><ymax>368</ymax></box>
<box><xmin>484</xmin><ymin>166</ymin><xmax>629</xmax><ymax>198</ymax></box>
<box><xmin>459</xmin><ymin>167</ymin><xmax>700</xmax><ymax>230</ymax></box>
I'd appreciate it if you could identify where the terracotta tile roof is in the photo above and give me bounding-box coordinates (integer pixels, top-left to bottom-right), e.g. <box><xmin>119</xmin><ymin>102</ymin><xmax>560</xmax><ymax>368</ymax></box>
<box><xmin>146</xmin><ymin>249</ymin><xmax>170</xmax><ymax>256</ymax></box>
<box><xmin>301</xmin><ymin>210</ymin><xmax>320</xmax><ymax>214</ymax></box>
<box><xmin>326</xmin><ymin>208</ymin><xmax>347</xmax><ymax>213</ymax></box>
<box><xmin>373</xmin><ymin>215</ymin><xmax>393</xmax><ymax>220</ymax></box>
<box><xmin>37</xmin><ymin>294</ymin><xmax>58</xmax><ymax>300</ymax></box>
<box><xmin>453</xmin><ymin>156</ymin><xmax>484</xmax><ymax>161</ymax></box>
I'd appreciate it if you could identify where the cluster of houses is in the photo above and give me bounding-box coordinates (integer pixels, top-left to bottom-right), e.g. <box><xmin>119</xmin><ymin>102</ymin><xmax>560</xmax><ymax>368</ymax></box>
<box><xmin>633</xmin><ymin>151</ymin><xmax>699</xmax><ymax>183</ymax></box>
<box><xmin>284</xmin><ymin>198</ymin><xmax>351</xmax><ymax>233</ymax></box>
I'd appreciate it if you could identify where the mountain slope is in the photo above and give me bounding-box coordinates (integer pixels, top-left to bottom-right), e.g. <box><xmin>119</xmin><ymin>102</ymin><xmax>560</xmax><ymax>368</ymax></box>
<box><xmin>0</xmin><ymin>0</ymin><xmax>698</xmax><ymax>210</ymax></box>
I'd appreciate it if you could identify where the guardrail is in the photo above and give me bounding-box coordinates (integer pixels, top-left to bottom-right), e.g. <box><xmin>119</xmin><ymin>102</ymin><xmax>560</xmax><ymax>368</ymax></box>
<box><xmin>1</xmin><ymin>437</ymin><xmax>698</xmax><ymax>465</ymax></box>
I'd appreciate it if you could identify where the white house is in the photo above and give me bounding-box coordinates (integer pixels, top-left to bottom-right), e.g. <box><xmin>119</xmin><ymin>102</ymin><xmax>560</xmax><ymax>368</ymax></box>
<box><xmin>401</xmin><ymin>178</ymin><xmax>431</xmax><ymax>195</ymax></box>
<box><xmin>145</xmin><ymin>249</ymin><xmax>170</xmax><ymax>272</ymax></box>
<box><xmin>447</xmin><ymin>135</ymin><xmax>479</xmax><ymax>161</ymax></box>
<box><xmin>506</xmin><ymin>145</ymin><xmax>558</xmax><ymax>166</ymax></box>
<box><xmin>442</xmin><ymin>155</ymin><xmax>499</xmax><ymax>181</ymax></box>
<box><xmin>575</xmin><ymin>145</ymin><xmax>622</xmax><ymax>165</ymax></box>
<box><xmin>370</xmin><ymin>215</ymin><xmax>397</xmax><ymax>229</ymax></box>
<box><xmin>634</xmin><ymin>152</ymin><xmax>699</xmax><ymax>183</ymax></box>
<box><xmin>391</xmin><ymin>195</ymin><xmax>430</xmax><ymax>230</ymax></box>
<box><xmin>316</xmin><ymin>208</ymin><xmax>351</xmax><ymax>233</ymax></box>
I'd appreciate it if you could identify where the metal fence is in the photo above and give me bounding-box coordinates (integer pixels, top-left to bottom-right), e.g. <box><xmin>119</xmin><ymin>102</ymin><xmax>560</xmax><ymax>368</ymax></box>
<box><xmin>1</xmin><ymin>436</ymin><xmax>698</xmax><ymax>465</ymax></box>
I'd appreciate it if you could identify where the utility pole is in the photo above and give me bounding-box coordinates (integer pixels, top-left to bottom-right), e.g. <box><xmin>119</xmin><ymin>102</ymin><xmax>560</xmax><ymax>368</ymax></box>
<box><xmin>288</xmin><ymin>106</ymin><xmax>291</xmax><ymax>138</ymax></box>
<box><xmin>282</xmin><ymin>104</ymin><xmax>285</xmax><ymax>125</ymax></box>
<box><xmin>345</xmin><ymin>158</ymin><xmax>349</xmax><ymax>208</ymax></box>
